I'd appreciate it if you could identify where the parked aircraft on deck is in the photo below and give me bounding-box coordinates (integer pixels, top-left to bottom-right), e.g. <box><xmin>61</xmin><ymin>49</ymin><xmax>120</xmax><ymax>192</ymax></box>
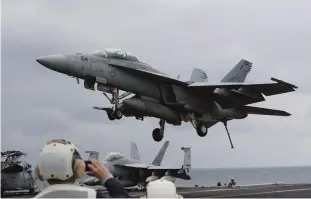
<box><xmin>83</xmin><ymin>141</ymin><xmax>191</xmax><ymax>188</ymax></box>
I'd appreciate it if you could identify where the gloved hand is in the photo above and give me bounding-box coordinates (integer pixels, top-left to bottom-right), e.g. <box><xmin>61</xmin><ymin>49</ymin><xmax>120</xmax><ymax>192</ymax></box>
<box><xmin>87</xmin><ymin>159</ymin><xmax>113</xmax><ymax>184</ymax></box>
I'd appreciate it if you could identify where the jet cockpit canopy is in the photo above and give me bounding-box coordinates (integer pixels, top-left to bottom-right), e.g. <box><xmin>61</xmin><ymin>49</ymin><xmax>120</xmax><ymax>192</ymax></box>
<box><xmin>88</xmin><ymin>48</ymin><xmax>144</xmax><ymax>63</ymax></box>
<box><xmin>104</xmin><ymin>152</ymin><xmax>124</xmax><ymax>162</ymax></box>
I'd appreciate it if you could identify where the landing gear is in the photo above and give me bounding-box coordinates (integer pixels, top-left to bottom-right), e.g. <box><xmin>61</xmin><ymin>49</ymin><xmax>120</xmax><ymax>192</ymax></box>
<box><xmin>107</xmin><ymin>109</ymin><xmax>115</xmax><ymax>120</ymax></box>
<box><xmin>101</xmin><ymin>88</ymin><xmax>132</xmax><ymax>120</ymax></box>
<box><xmin>114</xmin><ymin>109</ymin><xmax>123</xmax><ymax>120</ymax></box>
<box><xmin>106</xmin><ymin>108</ymin><xmax>122</xmax><ymax>120</ymax></box>
<box><xmin>110</xmin><ymin>89</ymin><xmax>122</xmax><ymax>119</ymax></box>
<box><xmin>152</xmin><ymin>119</ymin><xmax>165</xmax><ymax>142</ymax></box>
<box><xmin>189</xmin><ymin>114</ymin><xmax>208</xmax><ymax>137</ymax></box>
<box><xmin>190</xmin><ymin>113</ymin><xmax>234</xmax><ymax>149</ymax></box>
<box><xmin>196</xmin><ymin>123</ymin><xmax>208</xmax><ymax>137</ymax></box>
<box><xmin>152</xmin><ymin>128</ymin><xmax>163</xmax><ymax>142</ymax></box>
<box><xmin>106</xmin><ymin>108</ymin><xmax>123</xmax><ymax>120</ymax></box>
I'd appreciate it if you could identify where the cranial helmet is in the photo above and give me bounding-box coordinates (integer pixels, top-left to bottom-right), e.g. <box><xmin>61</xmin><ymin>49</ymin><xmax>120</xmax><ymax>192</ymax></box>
<box><xmin>35</xmin><ymin>139</ymin><xmax>86</xmax><ymax>181</ymax></box>
<box><xmin>141</xmin><ymin>179</ymin><xmax>183</xmax><ymax>198</ymax></box>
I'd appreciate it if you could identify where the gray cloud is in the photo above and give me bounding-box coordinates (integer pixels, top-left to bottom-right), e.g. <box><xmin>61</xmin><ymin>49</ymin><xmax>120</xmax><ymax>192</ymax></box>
<box><xmin>2</xmin><ymin>0</ymin><xmax>311</xmax><ymax>168</ymax></box>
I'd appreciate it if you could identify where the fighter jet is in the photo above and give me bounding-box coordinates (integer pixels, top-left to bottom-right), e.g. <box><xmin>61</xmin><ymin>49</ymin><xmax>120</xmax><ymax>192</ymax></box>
<box><xmin>83</xmin><ymin>141</ymin><xmax>191</xmax><ymax>188</ymax></box>
<box><xmin>1</xmin><ymin>151</ymin><xmax>37</xmax><ymax>196</ymax></box>
<box><xmin>36</xmin><ymin>48</ymin><xmax>298</xmax><ymax>147</ymax></box>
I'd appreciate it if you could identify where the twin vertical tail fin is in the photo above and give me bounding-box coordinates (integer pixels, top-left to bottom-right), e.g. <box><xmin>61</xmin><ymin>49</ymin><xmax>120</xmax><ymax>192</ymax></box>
<box><xmin>181</xmin><ymin>147</ymin><xmax>191</xmax><ymax>173</ymax></box>
<box><xmin>130</xmin><ymin>142</ymin><xmax>141</xmax><ymax>161</ymax></box>
<box><xmin>221</xmin><ymin>59</ymin><xmax>252</xmax><ymax>83</ymax></box>
<box><xmin>188</xmin><ymin>68</ymin><xmax>208</xmax><ymax>83</ymax></box>
<box><xmin>85</xmin><ymin>151</ymin><xmax>99</xmax><ymax>160</ymax></box>
<box><xmin>151</xmin><ymin>141</ymin><xmax>170</xmax><ymax>166</ymax></box>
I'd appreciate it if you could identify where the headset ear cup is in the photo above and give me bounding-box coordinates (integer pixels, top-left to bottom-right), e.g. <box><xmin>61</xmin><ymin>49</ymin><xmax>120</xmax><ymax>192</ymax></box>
<box><xmin>35</xmin><ymin>164</ymin><xmax>43</xmax><ymax>181</ymax></box>
<box><xmin>73</xmin><ymin>159</ymin><xmax>86</xmax><ymax>179</ymax></box>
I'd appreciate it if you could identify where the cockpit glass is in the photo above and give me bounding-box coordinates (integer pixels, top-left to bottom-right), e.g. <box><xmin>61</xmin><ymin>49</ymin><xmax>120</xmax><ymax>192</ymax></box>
<box><xmin>105</xmin><ymin>48</ymin><xmax>127</xmax><ymax>59</ymax></box>
<box><xmin>88</xmin><ymin>50</ymin><xmax>107</xmax><ymax>58</ymax></box>
<box><xmin>88</xmin><ymin>48</ymin><xmax>146</xmax><ymax>64</ymax></box>
<box><xmin>104</xmin><ymin>152</ymin><xmax>124</xmax><ymax>162</ymax></box>
<box><xmin>126</xmin><ymin>52</ymin><xmax>139</xmax><ymax>62</ymax></box>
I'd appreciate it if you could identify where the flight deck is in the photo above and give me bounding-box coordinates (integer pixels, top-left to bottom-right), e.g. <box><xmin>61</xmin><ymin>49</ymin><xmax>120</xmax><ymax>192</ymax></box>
<box><xmin>3</xmin><ymin>183</ymin><xmax>311</xmax><ymax>198</ymax></box>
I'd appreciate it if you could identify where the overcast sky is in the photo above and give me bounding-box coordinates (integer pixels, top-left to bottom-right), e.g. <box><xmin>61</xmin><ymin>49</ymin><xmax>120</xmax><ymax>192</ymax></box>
<box><xmin>1</xmin><ymin>0</ymin><xmax>311</xmax><ymax>169</ymax></box>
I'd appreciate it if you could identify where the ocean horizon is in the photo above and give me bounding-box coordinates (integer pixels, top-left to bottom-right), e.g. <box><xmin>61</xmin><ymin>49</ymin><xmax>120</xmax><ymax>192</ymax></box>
<box><xmin>175</xmin><ymin>166</ymin><xmax>311</xmax><ymax>187</ymax></box>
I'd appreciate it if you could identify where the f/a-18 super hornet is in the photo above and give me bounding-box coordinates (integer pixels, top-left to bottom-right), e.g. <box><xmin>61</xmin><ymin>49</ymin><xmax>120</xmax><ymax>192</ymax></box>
<box><xmin>36</xmin><ymin>48</ymin><xmax>298</xmax><ymax>147</ymax></box>
<box><xmin>83</xmin><ymin>141</ymin><xmax>191</xmax><ymax>188</ymax></box>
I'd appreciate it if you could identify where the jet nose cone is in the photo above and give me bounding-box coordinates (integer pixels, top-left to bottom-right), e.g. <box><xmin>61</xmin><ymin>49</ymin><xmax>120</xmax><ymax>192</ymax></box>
<box><xmin>36</xmin><ymin>54</ymin><xmax>69</xmax><ymax>74</ymax></box>
<box><xmin>36</xmin><ymin>57</ymin><xmax>45</xmax><ymax>65</ymax></box>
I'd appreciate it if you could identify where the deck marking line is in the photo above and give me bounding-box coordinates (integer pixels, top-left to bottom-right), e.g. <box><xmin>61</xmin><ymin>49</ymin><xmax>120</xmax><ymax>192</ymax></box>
<box><xmin>212</xmin><ymin>187</ymin><xmax>311</xmax><ymax>198</ymax></box>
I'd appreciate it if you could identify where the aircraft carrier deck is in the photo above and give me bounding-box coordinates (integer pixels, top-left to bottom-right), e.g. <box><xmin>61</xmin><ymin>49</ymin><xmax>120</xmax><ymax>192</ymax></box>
<box><xmin>2</xmin><ymin>183</ymin><xmax>311</xmax><ymax>198</ymax></box>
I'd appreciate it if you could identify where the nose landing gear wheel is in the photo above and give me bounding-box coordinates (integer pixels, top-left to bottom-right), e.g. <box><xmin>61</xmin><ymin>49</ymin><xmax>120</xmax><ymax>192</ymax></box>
<box><xmin>107</xmin><ymin>109</ymin><xmax>115</xmax><ymax>120</ymax></box>
<box><xmin>152</xmin><ymin>128</ymin><xmax>163</xmax><ymax>142</ymax></box>
<box><xmin>106</xmin><ymin>108</ymin><xmax>123</xmax><ymax>120</ymax></box>
<box><xmin>114</xmin><ymin>109</ymin><xmax>123</xmax><ymax>120</ymax></box>
<box><xmin>196</xmin><ymin>123</ymin><xmax>208</xmax><ymax>137</ymax></box>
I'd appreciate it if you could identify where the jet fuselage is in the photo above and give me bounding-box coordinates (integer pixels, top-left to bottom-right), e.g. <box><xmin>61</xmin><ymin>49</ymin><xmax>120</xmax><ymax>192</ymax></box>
<box><xmin>37</xmin><ymin>53</ymin><xmax>163</xmax><ymax>101</ymax></box>
<box><xmin>36</xmin><ymin>53</ymin><xmax>247</xmax><ymax>125</ymax></box>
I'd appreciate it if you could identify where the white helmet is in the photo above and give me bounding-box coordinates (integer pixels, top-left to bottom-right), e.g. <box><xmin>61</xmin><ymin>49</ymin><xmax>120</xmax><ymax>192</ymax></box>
<box><xmin>35</xmin><ymin>139</ymin><xmax>86</xmax><ymax>181</ymax></box>
<box><xmin>141</xmin><ymin>179</ymin><xmax>183</xmax><ymax>198</ymax></box>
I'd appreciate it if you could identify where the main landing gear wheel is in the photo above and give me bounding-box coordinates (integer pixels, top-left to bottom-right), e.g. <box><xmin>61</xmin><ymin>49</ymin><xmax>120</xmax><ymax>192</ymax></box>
<box><xmin>196</xmin><ymin>123</ymin><xmax>208</xmax><ymax>137</ymax></box>
<box><xmin>152</xmin><ymin>128</ymin><xmax>163</xmax><ymax>142</ymax></box>
<box><xmin>152</xmin><ymin>119</ymin><xmax>165</xmax><ymax>142</ymax></box>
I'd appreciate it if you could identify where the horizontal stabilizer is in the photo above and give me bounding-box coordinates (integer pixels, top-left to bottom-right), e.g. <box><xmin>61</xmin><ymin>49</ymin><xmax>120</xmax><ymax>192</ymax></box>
<box><xmin>241</xmin><ymin>106</ymin><xmax>291</xmax><ymax>116</ymax></box>
<box><xmin>271</xmin><ymin>77</ymin><xmax>298</xmax><ymax>89</ymax></box>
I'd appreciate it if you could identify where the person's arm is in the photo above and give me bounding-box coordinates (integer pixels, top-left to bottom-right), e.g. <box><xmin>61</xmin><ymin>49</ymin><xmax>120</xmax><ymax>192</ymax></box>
<box><xmin>101</xmin><ymin>178</ymin><xmax>130</xmax><ymax>198</ymax></box>
<box><xmin>87</xmin><ymin>159</ymin><xmax>130</xmax><ymax>198</ymax></box>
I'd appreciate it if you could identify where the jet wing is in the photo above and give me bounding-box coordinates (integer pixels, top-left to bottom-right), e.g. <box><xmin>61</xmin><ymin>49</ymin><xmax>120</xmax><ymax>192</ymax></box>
<box><xmin>108</xmin><ymin>61</ymin><xmax>188</xmax><ymax>86</ymax></box>
<box><xmin>188</xmin><ymin>77</ymin><xmax>298</xmax><ymax>96</ymax></box>
<box><xmin>114</xmin><ymin>163</ymin><xmax>181</xmax><ymax>171</ymax></box>
<box><xmin>115</xmin><ymin>163</ymin><xmax>151</xmax><ymax>169</ymax></box>
<box><xmin>147</xmin><ymin>165</ymin><xmax>181</xmax><ymax>171</ymax></box>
